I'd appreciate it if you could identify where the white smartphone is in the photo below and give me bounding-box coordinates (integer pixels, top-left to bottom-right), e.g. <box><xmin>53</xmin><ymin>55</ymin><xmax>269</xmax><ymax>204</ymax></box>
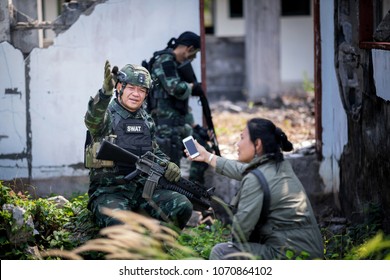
<box><xmin>182</xmin><ymin>136</ymin><xmax>200</xmax><ymax>159</ymax></box>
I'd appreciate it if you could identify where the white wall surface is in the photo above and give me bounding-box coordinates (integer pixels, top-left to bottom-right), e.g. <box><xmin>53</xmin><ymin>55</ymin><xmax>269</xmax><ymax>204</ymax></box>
<box><xmin>373</xmin><ymin>50</ymin><xmax>390</xmax><ymax>101</ymax></box>
<box><xmin>0</xmin><ymin>42</ymin><xmax>28</xmax><ymax>179</ymax></box>
<box><xmin>0</xmin><ymin>0</ymin><xmax>201</xmax><ymax>180</ymax></box>
<box><xmin>318</xmin><ymin>0</ymin><xmax>348</xmax><ymax>198</ymax></box>
<box><xmin>214</xmin><ymin>0</ymin><xmax>244</xmax><ymax>37</ymax></box>
<box><xmin>280</xmin><ymin>16</ymin><xmax>314</xmax><ymax>83</ymax></box>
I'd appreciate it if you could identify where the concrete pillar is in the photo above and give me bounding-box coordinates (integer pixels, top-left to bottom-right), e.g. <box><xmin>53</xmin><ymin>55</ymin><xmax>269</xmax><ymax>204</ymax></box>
<box><xmin>0</xmin><ymin>0</ymin><xmax>11</xmax><ymax>42</ymax></box>
<box><xmin>10</xmin><ymin>0</ymin><xmax>39</xmax><ymax>55</ymax></box>
<box><xmin>244</xmin><ymin>0</ymin><xmax>281</xmax><ymax>101</ymax></box>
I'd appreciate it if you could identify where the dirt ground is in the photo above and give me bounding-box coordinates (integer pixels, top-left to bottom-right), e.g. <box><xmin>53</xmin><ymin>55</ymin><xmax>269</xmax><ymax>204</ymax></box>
<box><xmin>209</xmin><ymin>93</ymin><xmax>316</xmax><ymax>159</ymax></box>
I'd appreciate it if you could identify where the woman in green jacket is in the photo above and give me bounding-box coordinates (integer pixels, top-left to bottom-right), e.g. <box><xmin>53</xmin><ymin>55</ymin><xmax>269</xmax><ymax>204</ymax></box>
<box><xmin>185</xmin><ymin>118</ymin><xmax>323</xmax><ymax>260</ymax></box>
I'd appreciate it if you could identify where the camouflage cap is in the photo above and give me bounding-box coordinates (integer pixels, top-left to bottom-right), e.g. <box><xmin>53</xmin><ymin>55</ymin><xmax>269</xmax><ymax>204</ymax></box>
<box><xmin>117</xmin><ymin>64</ymin><xmax>152</xmax><ymax>89</ymax></box>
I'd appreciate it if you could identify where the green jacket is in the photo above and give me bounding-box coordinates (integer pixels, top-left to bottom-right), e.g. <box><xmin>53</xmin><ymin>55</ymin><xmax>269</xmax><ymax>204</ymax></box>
<box><xmin>215</xmin><ymin>156</ymin><xmax>324</xmax><ymax>259</ymax></box>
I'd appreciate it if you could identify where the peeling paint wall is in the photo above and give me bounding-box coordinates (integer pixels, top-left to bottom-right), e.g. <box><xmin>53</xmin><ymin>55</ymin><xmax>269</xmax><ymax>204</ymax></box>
<box><xmin>318</xmin><ymin>0</ymin><xmax>348</xmax><ymax>200</ymax></box>
<box><xmin>0</xmin><ymin>0</ymin><xmax>201</xmax><ymax>183</ymax></box>
<box><xmin>318</xmin><ymin>0</ymin><xmax>390</xmax><ymax>204</ymax></box>
<box><xmin>0</xmin><ymin>41</ymin><xmax>29</xmax><ymax>179</ymax></box>
<box><xmin>373</xmin><ymin>49</ymin><xmax>390</xmax><ymax>101</ymax></box>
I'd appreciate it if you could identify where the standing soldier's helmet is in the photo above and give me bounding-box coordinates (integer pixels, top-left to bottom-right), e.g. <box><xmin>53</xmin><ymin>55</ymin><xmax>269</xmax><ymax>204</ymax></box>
<box><xmin>115</xmin><ymin>64</ymin><xmax>152</xmax><ymax>90</ymax></box>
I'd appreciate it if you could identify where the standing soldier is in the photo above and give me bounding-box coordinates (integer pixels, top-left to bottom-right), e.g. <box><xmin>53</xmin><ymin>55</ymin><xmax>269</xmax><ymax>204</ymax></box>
<box><xmin>146</xmin><ymin>31</ymin><xmax>209</xmax><ymax>185</ymax></box>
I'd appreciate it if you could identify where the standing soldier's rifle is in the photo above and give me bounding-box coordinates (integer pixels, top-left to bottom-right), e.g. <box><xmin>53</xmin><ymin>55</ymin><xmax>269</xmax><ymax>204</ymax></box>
<box><xmin>177</xmin><ymin>60</ymin><xmax>221</xmax><ymax>156</ymax></box>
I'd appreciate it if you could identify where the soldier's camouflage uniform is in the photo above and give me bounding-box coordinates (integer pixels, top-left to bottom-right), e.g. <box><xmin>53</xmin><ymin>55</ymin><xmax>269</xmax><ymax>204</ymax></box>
<box><xmin>84</xmin><ymin>88</ymin><xmax>192</xmax><ymax>229</ymax></box>
<box><xmin>149</xmin><ymin>51</ymin><xmax>208</xmax><ymax>184</ymax></box>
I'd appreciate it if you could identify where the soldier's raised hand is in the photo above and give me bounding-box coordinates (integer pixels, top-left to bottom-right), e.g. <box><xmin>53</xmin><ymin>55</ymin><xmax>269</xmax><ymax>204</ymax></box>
<box><xmin>102</xmin><ymin>60</ymin><xmax>115</xmax><ymax>95</ymax></box>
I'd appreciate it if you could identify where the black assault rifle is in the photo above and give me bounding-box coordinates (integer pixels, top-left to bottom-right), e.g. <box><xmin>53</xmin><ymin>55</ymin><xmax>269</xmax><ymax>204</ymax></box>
<box><xmin>177</xmin><ymin>61</ymin><xmax>221</xmax><ymax>156</ymax></box>
<box><xmin>96</xmin><ymin>139</ymin><xmax>214</xmax><ymax>212</ymax></box>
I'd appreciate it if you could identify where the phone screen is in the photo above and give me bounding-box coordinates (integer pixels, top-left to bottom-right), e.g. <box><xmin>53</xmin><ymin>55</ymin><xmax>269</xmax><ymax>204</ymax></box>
<box><xmin>184</xmin><ymin>138</ymin><xmax>198</xmax><ymax>156</ymax></box>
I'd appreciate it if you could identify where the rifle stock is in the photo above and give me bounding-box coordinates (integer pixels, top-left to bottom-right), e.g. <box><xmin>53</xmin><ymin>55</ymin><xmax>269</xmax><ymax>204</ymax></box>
<box><xmin>97</xmin><ymin>139</ymin><xmax>139</xmax><ymax>163</ymax></box>
<box><xmin>96</xmin><ymin>140</ymin><xmax>214</xmax><ymax>211</ymax></box>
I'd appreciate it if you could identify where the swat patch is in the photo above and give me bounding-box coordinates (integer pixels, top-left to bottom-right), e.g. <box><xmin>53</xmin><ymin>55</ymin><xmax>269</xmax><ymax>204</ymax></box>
<box><xmin>125</xmin><ymin>125</ymin><xmax>143</xmax><ymax>133</ymax></box>
<box><xmin>162</xmin><ymin>61</ymin><xmax>176</xmax><ymax>78</ymax></box>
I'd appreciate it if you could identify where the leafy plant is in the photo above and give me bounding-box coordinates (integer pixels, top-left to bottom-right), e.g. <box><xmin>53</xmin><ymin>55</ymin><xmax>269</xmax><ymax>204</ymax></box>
<box><xmin>2</xmin><ymin>181</ymin><xmax>390</xmax><ymax>260</ymax></box>
<box><xmin>322</xmin><ymin>202</ymin><xmax>389</xmax><ymax>260</ymax></box>
<box><xmin>0</xmin><ymin>182</ymin><xmax>97</xmax><ymax>259</ymax></box>
<box><xmin>42</xmin><ymin>208</ymin><xmax>199</xmax><ymax>260</ymax></box>
<box><xmin>178</xmin><ymin>220</ymin><xmax>231</xmax><ymax>259</ymax></box>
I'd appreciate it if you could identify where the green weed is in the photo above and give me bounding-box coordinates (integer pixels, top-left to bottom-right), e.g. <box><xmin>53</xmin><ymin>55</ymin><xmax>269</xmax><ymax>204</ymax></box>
<box><xmin>1</xmin><ymin>181</ymin><xmax>390</xmax><ymax>260</ymax></box>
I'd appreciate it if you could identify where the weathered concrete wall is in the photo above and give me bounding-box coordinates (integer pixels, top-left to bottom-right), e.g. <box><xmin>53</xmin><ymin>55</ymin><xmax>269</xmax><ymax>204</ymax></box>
<box><xmin>0</xmin><ymin>42</ymin><xmax>29</xmax><ymax>178</ymax></box>
<box><xmin>0</xmin><ymin>0</ymin><xmax>10</xmax><ymax>41</ymax></box>
<box><xmin>335</xmin><ymin>0</ymin><xmax>390</xmax><ymax>232</ymax></box>
<box><xmin>10</xmin><ymin>0</ymin><xmax>40</xmax><ymax>54</ymax></box>
<box><xmin>205</xmin><ymin>36</ymin><xmax>245</xmax><ymax>102</ymax></box>
<box><xmin>373</xmin><ymin>49</ymin><xmax>390</xmax><ymax>101</ymax></box>
<box><xmin>0</xmin><ymin>0</ymin><xmax>202</xmax><ymax>192</ymax></box>
<box><xmin>318</xmin><ymin>0</ymin><xmax>348</xmax><ymax>204</ymax></box>
<box><xmin>316</xmin><ymin>0</ymin><xmax>390</xmax><ymax>232</ymax></box>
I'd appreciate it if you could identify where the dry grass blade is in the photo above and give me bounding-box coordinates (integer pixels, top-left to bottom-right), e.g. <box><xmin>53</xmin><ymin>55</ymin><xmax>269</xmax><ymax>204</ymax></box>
<box><xmin>100</xmin><ymin>224</ymin><xmax>151</xmax><ymax>239</ymax></box>
<box><xmin>101</xmin><ymin>208</ymin><xmax>161</xmax><ymax>232</ymax></box>
<box><xmin>40</xmin><ymin>249</ymin><xmax>83</xmax><ymax>260</ymax></box>
<box><xmin>72</xmin><ymin>237</ymin><xmax>133</xmax><ymax>253</ymax></box>
<box><xmin>104</xmin><ymin>252</ymin><xmax>145</xmax><ymax>260</ymax></box>
<box><xmin>153</xmin><ymin>232</ymin><xmax>177</xmax><ymax>243</ymax></box>
<box><xmin>72</xmin><ymin>243</ymin><xmax>122</xmax><ymax>255</ymax></box>
<box><xmin>42</xmin><ymin>208</ymin><xmax>197</xmax><ymax>260</ymax></box>
<box><xmin>160</xmin><ymin>226</ymin><xmax>179</xmax><ymax>238</ymax></box>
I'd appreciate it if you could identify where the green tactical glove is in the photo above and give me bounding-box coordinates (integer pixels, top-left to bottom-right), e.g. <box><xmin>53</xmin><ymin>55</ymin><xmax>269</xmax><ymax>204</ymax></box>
<box><xmin>102</xmin><ymin>60</ymin><xmax>114</xmax><ymax>96</ymax></box>
<box><xmin>163</xmin><ymin>161</ymin><xmax>181</xmax><ymax>183</ymax></box>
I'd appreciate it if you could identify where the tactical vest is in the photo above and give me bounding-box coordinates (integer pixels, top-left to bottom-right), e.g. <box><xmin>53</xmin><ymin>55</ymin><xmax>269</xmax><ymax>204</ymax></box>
<box><xmin>147</xmin><ymin>49</ymin><xmax>188</xmax><ymax>115</ymax></box>
<box><xmin>110</xmin><ymin>104</ymin><xmax>153</xmax><ymax>175</ymax></box>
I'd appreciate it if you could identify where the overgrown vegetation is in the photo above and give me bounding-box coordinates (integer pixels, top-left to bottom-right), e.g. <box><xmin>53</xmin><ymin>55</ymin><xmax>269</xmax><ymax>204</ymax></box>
<box><xmin>178</xmin><ymin>220</ymin><xmax>231</xmax><ymax>259</ymax></box>
<box><xmin>0</xmin><ymin>182</ymin><xmax>99</xmax><ymax>259</ymax></box>
<box><xmin>1</xmin><ymin>181</ymin><xmax>389</xmax><ymax>260</ymax></box>
<box><xmin>322</xmin><ymin>202</ymin><xmax>390</xmax><ymax>260</ymax></box>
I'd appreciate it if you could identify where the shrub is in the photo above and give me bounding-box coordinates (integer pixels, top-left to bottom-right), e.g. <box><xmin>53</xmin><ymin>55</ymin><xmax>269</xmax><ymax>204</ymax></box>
<box><xmin>1</xmin><ymin>181</ymin><xmax>390</xmax><ymax>260</ymax></box>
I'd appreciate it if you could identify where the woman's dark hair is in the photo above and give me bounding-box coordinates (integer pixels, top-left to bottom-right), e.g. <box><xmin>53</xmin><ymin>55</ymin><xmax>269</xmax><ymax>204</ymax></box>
<box><xmin>166</xmin><ymin>31</ymin><xmax>200</xmax><ymax>50</ymax></box>
<box><xmin>247</xmin><ymin>118</ymin><xmax>293</xmax><ymax>162</ymax></box>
